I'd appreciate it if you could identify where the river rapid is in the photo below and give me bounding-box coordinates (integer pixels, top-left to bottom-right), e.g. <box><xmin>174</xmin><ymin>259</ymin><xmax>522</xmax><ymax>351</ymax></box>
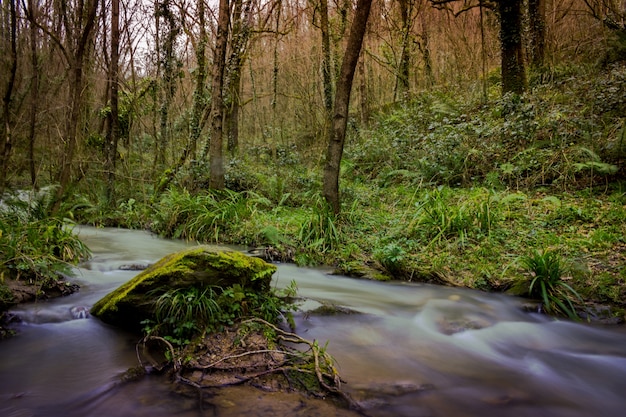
<box><xmin>1</xmin><ymin>226</ymin><xmax>626</xmax><ymax>417</ymax></box>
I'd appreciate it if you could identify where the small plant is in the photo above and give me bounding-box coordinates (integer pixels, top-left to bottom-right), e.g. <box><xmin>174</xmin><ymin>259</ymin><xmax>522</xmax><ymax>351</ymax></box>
<box><xmin>374</xmin><ymin>243</ymin><xmax>406</xmax><ymax>276</ymax></box>
<box><xmin>153</xmin><ymin>286</ymin><xmax>222</xmax><ymax>344</ymax></box>
<box><xmin>520</xmin><ymin>249</ymin><xmax>583</xmax><ymax>320</ymax></box>
<box><xmin>145</xmin><ymin>280</ymin><xmax>297</xmax><ymax>346</ymax></box>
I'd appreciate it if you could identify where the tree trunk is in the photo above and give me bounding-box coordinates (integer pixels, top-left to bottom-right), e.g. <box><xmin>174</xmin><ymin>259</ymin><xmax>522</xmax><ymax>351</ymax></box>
<box><xmin>225</xmin><ymin>0</ymin><xmax>253</xmax><ymax>154</ymax></box>
<box><xmin>188</xmin><ymin>0</ymin><xmax>208</xmax><ymax>162</ymax></box>
<box><xmin>0</xmin><ymin>0</ymin><xmax>18</xmax><ymax>193</ymax></box>
<box><xmin>156</xmin><ymin>1</ymin><xmax>179</xmax><ymax>168</ymax></box>
<box><xmin>528</xmin><ymin>0</ymin><xmax>546</xmax><ymax>69</ymax></box>
<box><xmin>319</xmin><ymin>0</ymin><xmax>333</xmax><ymax>114</ymax></box>
<box><xmin>499</xmin><ymin>0</ymin><xmax>527</xmax><ymax>95</ymax></box>
<box><xmin>207</xmin><ymin>0</ymin><xmax>230</xmax><ymax>190</ymax></box>
<box><xmin>322</xmin><ymin>0</ymin><xmax>373</xmax><ymax>214</ymax></box>
<box><xmin>396</xmin><ymin>0</ymin><xmax>412</xmax><ymax>99</ymax></box>
<box><xmin>27</xmin><ymin>0</ymin><xmax>40</xmax><ymax>188</ymax></box>
<box><xmin>104</xmin><ymin>0</ymin><xmax>120</xmax><ymax>206</ymax></box>
<box><xmin>54</xmin><ymin>0</ymin><xmax>99</xmax><ymax>210</ymax></box>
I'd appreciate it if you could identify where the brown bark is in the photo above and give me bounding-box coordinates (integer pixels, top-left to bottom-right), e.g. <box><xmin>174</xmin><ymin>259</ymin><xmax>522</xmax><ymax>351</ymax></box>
<box><xmin>319</xmin><ymin>0</ymin><xmax>333</xmax><ymax>113</ymax></box>
<box><xmin>322</xmin><ymin>0</ymin><xmax>373</xmax><ymax>214</ymax></box>
<box><xmin>528</xmin><ymin>0</ymin><xmax>546</xmax><ymax>69</ymax></box>
<box><xmin>54</xmin><ymin>0</ymin><xmax>99</xmax><ymax>210</ymax></box>
<box><xmin>27</xmin><ymin>0</ymin><xmax>40</xmax><ymax>188</ymax></box>
<box><xmin>499</xmin><ymin>0</ymin><xmax>527</xmax><ymax>94</ymax></box>
<box><xmin>0</xmin><ymin>0</ymin><xmax>18</xmax><ymax>193</ymax></box>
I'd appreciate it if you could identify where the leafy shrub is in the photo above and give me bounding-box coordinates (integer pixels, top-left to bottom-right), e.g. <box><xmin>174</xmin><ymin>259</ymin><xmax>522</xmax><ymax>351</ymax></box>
<box><xmin>373</xmin><ymin>242</ymin><xmax>406</xmax><ymax>277</ymax></box>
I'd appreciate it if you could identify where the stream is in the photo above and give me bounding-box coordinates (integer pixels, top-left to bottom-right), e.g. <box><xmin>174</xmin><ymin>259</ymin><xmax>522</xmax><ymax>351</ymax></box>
<box><xmin>2</xmin><ymin>226</ymin><xmax>626</xmax><ymax>417</ymax></box>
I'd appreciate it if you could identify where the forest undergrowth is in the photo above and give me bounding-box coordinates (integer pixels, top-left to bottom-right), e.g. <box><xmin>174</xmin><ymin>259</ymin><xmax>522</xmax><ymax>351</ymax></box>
<box><xmin>2</xmin><ymin>64</ymin><xmax>626</xmax><ymax>322</ymax></box>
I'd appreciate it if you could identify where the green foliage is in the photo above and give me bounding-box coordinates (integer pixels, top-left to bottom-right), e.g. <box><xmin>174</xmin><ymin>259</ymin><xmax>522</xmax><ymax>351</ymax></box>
<box><xmin>153</xmin><ymin>188</ymin><xmax>270</xmax><ymax>242</ymax></box>
<box><xmin>519</xmin><ymin>249</ymin><xmax>583</xmax><ymax>320</ymax></box>
<box><xmin>409</xmin><ymin>187</ymin><xmax>498</xmax><ymax>246</ymax></box>
<box><xmin>296</xmin><ymin>193</ymin><xmax>341</xmax><ymax>256</ymax></box>
<box><xmin>144</xmin><ymin>281</ymin><xmax>296</xmax><ymax>346</ymax></box>
<box><xmin>373</xmin><ymin>242</ymin><xmax>406</xmax><ymax>276</ymax></box>
<box><xmin>153</xmin><ymin>286</ymin><xmax>221</xmax><ymax>345</ymax></box>
<box><xmin>0</xmin><ymin>189</ymin><xmax>91</xmax><ymax>285</ymax></box>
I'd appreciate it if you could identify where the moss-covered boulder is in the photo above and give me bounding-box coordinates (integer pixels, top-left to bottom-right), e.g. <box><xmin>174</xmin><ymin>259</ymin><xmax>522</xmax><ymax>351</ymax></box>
<box><xmin>90</xmin><ymin>246</ymin><xmax>277</xmax><ymax>332</ymax></box>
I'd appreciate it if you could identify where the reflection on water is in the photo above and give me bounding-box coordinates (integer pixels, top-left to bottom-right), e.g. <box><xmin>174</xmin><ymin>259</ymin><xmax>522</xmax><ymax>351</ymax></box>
<box><xmin>1</xmin><ymin>226</ymin><xmax>626</xmax><ymax>417</ymax></box>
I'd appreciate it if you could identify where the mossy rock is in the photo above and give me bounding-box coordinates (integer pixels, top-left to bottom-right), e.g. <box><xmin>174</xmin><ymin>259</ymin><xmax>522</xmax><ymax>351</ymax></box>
<box><xmin>91</xmin><ymin>246</ymin><xmax>277</xmax><ymax>332</ymax></box>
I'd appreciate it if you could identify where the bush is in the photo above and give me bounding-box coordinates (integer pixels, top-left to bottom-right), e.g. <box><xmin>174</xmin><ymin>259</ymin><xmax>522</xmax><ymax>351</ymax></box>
<box><xmin>0</xmin><ymin>189</ymin><xmax>90</xmax><ymax>285</ymax></box>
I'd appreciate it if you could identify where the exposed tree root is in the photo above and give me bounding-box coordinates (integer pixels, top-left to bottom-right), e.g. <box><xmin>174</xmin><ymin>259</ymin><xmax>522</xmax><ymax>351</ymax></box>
<box><xmin>137</xmin><ymin>318</ymin><xmax>367</xmax><ymax>414</ymax></box>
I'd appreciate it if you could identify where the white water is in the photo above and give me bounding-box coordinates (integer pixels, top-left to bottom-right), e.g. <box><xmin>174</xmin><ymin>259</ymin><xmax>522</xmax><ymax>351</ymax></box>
<box><xmin>1</xmin><ymin>227</ymin><xmax>626</xmax><ymax>416</ymax></box>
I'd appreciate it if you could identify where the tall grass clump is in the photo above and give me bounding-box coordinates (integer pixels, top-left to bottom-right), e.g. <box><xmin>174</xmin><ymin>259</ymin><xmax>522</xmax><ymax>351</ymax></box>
<box><xmin>152</xmin><ymin>188</ymin><xmax>270</xmax><ymax>243</ymax></box>
<box><xmin>519</xmin><ymin>249</ymin><xmax>584</xmax><ymax>320</ymax></box>
<box><xmin>409</xmin><ymin>187</ymin><xmax>499</xmax><ymax>246</ymax></box>
<box><xmin>296</xmin><ymin>193</ymin><xmax>341</xmax><ymax>259</ymax></box>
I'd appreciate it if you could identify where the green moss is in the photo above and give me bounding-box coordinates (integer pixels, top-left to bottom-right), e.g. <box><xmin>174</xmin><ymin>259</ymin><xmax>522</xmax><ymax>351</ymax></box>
<box><xmin>91</xmin><ymin>246</ymin><xmax>277</xmax><ymax>330</ymax></box>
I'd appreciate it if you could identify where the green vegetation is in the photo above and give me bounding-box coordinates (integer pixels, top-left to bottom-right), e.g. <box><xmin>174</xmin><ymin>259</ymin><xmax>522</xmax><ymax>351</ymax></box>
<box><xmin>519</xmin><ymin>249</ymin><xmax>583</xmax><ymax>320</ymax></box>
<box><xmin>0</xmin><ymin>188</ymin><xmax>90</xmax><ymax>306</ymax></box>
<box><xmin>2</xmin><ymin>64</ymin><xmax>625</xmax><ymax>322</ymax></box>
<box><xmin>142</xmin><ymin>281</ymin><xmax>296</xmax><ymax>346</ymax></box>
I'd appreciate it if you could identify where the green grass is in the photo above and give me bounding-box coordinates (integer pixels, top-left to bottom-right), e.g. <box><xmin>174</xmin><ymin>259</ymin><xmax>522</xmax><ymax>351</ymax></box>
<box><xmin>10</xmin><ymin>63</ymin><xmax>624</xmax><ymax>320</ymax></box>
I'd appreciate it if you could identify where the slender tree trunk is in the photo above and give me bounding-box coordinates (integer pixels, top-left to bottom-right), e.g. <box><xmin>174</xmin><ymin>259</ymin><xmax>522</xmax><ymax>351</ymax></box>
<box><xmin>319</xmin><ymin>0</ymin><xmax>333</xmax><ymax>114</ymax></box>
<box><xmin>54</xmin><ymin>0</ymin><xmax>99</xmax><ymax>210</ymax></box>
<box><xmin>528</xmin><ymin>0</ymin><xmax>546</xmax><ymax>69</ymax></box>
<box><xmin>322</xmin><ymin>0</ymin><xmax>373</xmax><ymax>214</ymax></box>
<box><xmin>225</xmin><ymin>0</ymin><xmax>253</xmax><ymax>154</ymax></box>
<box><xmin>396</xmin><ymin>0</ymin><xmax>412</xmax><ymax>99</ymax></box>
<box><xmin>188</xmin><ymin>0</ymin><xmax>207</xmax><ymax>162</ymax></box>
<box><xmin>207</xmin><ymin>0</ymin><xmax>230</xmax><ymax>190</ymax></box>
<box><xmin>358</xmin><ymin>56</ymin><xmax>370</xmax><ymax>125</ymax></box>
<box><xmin>499</xmin><ymin>0</ymin><xmax>527</xmax><ymax>94</ymax></box>
<box><xmin>28</xmin><ymin>0</ymin><xmax>40</xmax><ymax>188</ymax></box>
<box><xmin>157</xmin><ymin>1</ymin><xmax>178</xmax><ymax>168</ymax></box>
<box><xmin>479</xmin><ymin>1</ymin><xmax>488</xmax><ymax>102</ymax></box>
<box><xmin>417</xmin><ymin>18</ymin><xmax>433</xmax><ymax>87</ymax></box>
<box><xmin>105</xmin><ymin>0</ymin><xmax>120</xmax><ymax>205</ymax></box>
<box><xmin>0</xmin><ymin>0</ymin><xmax>18</xmax><ymax>193</ymax></box>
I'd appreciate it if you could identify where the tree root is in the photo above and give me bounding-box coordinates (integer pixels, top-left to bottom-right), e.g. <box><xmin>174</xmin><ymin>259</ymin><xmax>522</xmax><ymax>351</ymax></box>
<box><xmin>147</xmin><ymin>317</ymin><xmax>367</xmax><ymax>414</ymax></box>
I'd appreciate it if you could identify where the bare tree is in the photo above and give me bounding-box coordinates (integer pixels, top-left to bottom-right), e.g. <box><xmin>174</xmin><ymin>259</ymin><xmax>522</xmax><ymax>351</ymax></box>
<box><xmin>0</xmin><ymin>0</ymin><xmax>18</xmax><ymax>192</ymax></box>
<box><xmin>499</xmin><ymin>0</ymin><xmax>526</xmax><ymax>94</ymax></box>
<box><xmin>104</xmin><ymin>0</ymin><xmax>121</xmax><ymax>205</ymax></box>
<box><xmin>323</xmin><ymin>0</ymin><xmax>373</xmax><ymax>214</ymax></box>
<box><xmin>27</xmin><ymin>0</ymin><xmax>40</xmax><ymax>188</ymax></box>
<box><xmin>52</xmin><ymin>0</ymin><xmax>100</xmax><ymax>209</ymax></box>
<box><xmin>528</xmin><ymin>0</ymin><xmax>546</xmax><ymax>69</ymax></box>
<box><xmin>431</xmin><ymin>0</ymin><xmax>527</xmax><ymax>94</ymax></box>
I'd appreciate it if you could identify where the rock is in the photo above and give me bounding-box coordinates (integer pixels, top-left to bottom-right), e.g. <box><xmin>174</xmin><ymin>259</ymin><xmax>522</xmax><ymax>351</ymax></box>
<box><xmin>90</xmin><ymin>246</ymin><xmax>277</xmax><ymax>332</ymax></box>
<box><xmin>119</xmin><ymin>263</ymin><xmax>150</xmax><ymax>271</ymax></box>
<box><xmin>69</xmin><ymin>306</ymin><xmax>90</xmax><ymax>319</ymax></box>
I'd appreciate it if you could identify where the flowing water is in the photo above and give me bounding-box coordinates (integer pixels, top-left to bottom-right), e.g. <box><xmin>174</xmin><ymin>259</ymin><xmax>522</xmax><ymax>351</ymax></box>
<box><xmin>2</xmin><ymin>227</ymin><xmax>626</xmax><ymax>417</ymax></box>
